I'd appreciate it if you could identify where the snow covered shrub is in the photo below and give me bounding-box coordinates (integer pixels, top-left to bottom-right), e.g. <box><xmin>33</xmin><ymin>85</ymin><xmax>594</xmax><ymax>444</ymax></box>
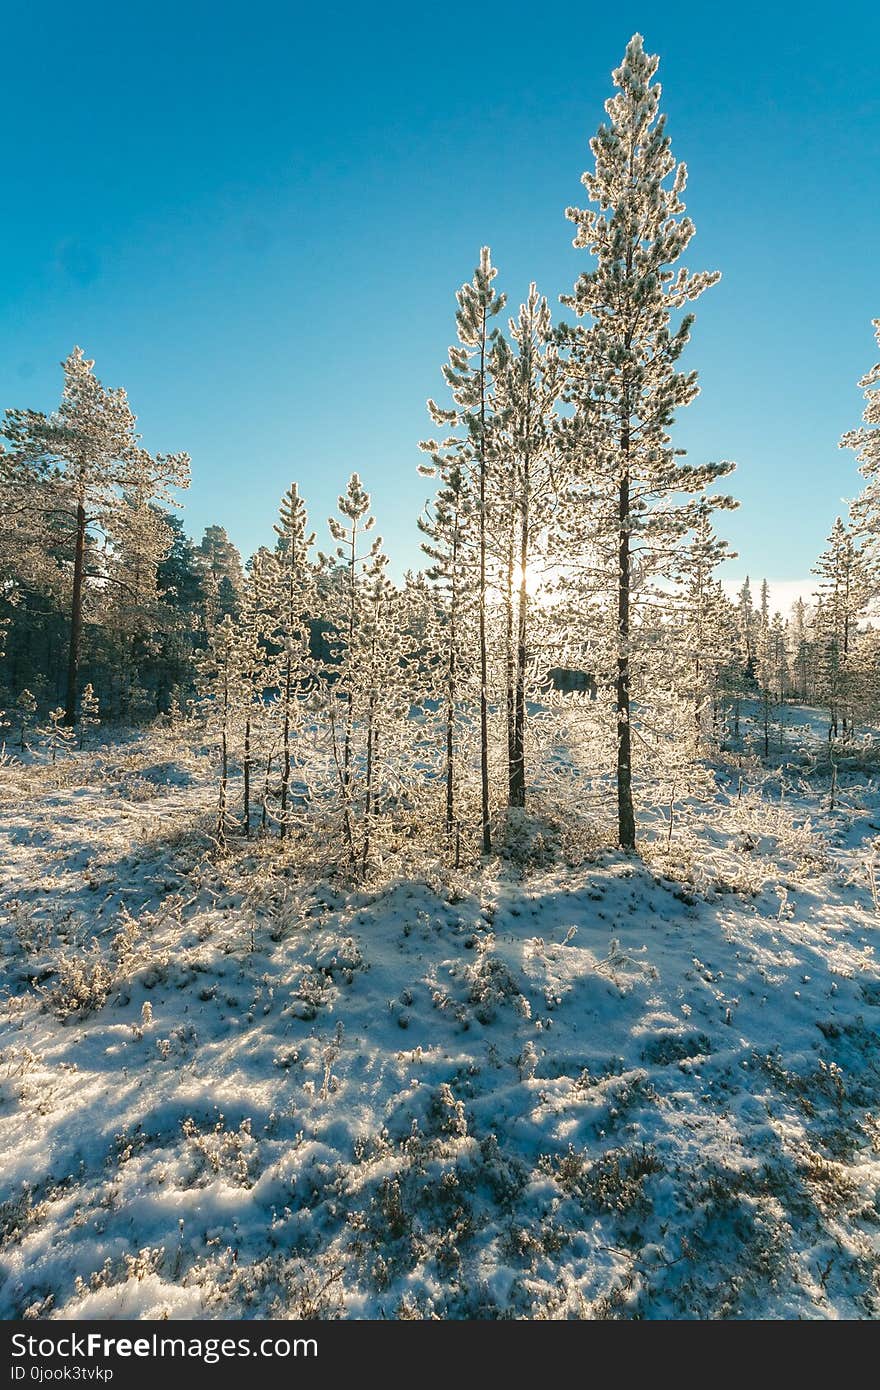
<box><xmin>457</xmin><ymin>945</ymin><xmax>531</xmax><ymax>1025</ymax></box>
<box><xmin>11</xmin><ymin>903</ymin><xmax>53</xmax><ymax>957</ymax></box>
<box><xmin>285</xmin><ymin>964</ymin><xmax>333</xmax><ymax>1021</ymax></box>
<box><xmin>496</xmin><ymin>809</ymin><xmax>560</xmax><ymax>872</ymax></box>
<box><xmin>642</xmin><ymin>1032</ymin><xmax>713</xmax><ymax>1065</ymax></box>
<box><xmin>183</xmin><ymin>1247</ymin><xmax>345</xmax><ymax>1320</ymax></box>
<box><xmin>540</xmin><ymin>1143</ymin><xmax>662</xmax><ymax>1216</ymax></box>
<box><xmin>181</xmin><ymin>1114</ymin><xmax>258</xmax><ymax>1187</ymax></box>
<box><xmin>0</xmin><ymin>1046</ymin><xmax>42</xmax><ymax>1105</ymax></box>
<box><xmin>118</xmin><ymin>773</ymin><xmax>161</xmax><ymax>802</ymax></box>
<box><xmin>48</xmin><ymin>952</ymin><xmax>112</xmax><ymax>1020</ymax></box>
<box><xmin>427</xmin><ymin>1082</ymin><xmax>468</xmax><ymax>1138</ymax></box>
<box><xmin>73</xmin><ymin>1246</ymin><xmax>166</xmax><ymax>1298</ymax></box>
<box><xmin>312</xmin><ymin>935</ymin><xmax>364</xmax><ymax>984</ymax></box>
<box><xmin>0</xmin><ymin>1183</ymin><xmax>47</xmax><ymax>1247</ymax></box>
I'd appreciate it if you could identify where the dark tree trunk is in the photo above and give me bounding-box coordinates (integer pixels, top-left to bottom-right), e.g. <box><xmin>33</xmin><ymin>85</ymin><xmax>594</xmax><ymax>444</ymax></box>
<box><xmin>243</xmin><ymin>715</ymin><xmax>251</xmax><ymax>837</ymax></box>
<box><xmin>362</xmin><ymin>693</ymin><xmax>375</xmax><ymax>876</ymax></box>
<box><xmin>478</xmin><ymin>327</ymin><xmax>491</xmax><ymax>854</ymax></box>
<box><xmin>280</xmin><ymin>659</ymin><xmax>292</xmax><ymax>839</ymax></box>
<box><xmin>616</xmin><ymin>467</ymin><xmax>636</xmax><ymax>851</ymax></box>
<box><xmin>510</xmin><ymin>472</ymin><xmax>528</xmax><ymax>809</ymax></box>
<box><xmin>505</xmin><ymin>525</ymin><xmax>516</xmax><ymax>806</ymax></box>
<box><xmin>446</xmin><ymin>558</ymin><xmax>457</xmax><ymax>844</ymax></box>
<box><xmin>64</xmin><ymin>502</ymin><xmax>87</xmax><ymax>725</ymax></box>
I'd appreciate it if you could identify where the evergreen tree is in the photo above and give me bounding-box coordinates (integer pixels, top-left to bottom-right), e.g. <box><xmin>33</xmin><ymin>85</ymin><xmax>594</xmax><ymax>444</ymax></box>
<box><xmin>16</xmin><ymin>688</ymin><xmax>37</xmax><ymax>751</ymax></box>
<box><xmin>490</xmin><ymin>284</ymin><xmax>562</xmax><ymax>808</ymax></box>
<box><xmin>754</xmin><ymin>580</ymin><xmax>774</xmax><ymax>756</ymax></box>
<box><xmin>417</xmin><ymin>456</ymin><xmax>476</xmax><ymax>853</ymax></box>
<box><xmin>736</xmin><ymin>577</ymin><xmax>758</xmax><ymax>683</ymax></box>
<box><xmin>843</xmin><ymin>319</ymin><xmax>880</xmax><ymax>583</ymax></box>
<box><xmin>672</xmin><ymin>507</ymin><xmax>735</xmax><ymax>754</ymax></box>
<box><xmin>559</xmin><ymin>34</ymin><xmax>735</xmax><ymax>848</ymax></box>
<box><xmin>1</xmin><ymin>348</ymin><xmax>189</xmax><ymax>724</ymax></box>
<box><xmin>44</xmin><ymin>707</ymin><xmax>75</xmax><ymax>764</ymax></box>
<box><xmin>813</xmin><ymin>518</ymin><xmax>866</xmax><ymax>740</ymax></box>
<box><xmin>319</xmin><ymin>475</ymin><xmax>379</xmax><ymax>867</ymax></box>
<box><xmin>197</xmin><ymin>614</ymin><xmax>246</xmax><ymax>844</ymax></box>
<box><xmin>78</xmin><ymin>683</ymin><xmax>101</xmax><ymax>749</ymax></box>
<box><xmin>428</xmin><ymin>249</ymin><xmax>506</xmax><ymax>853</ymax></box>
<box><xmin>265</xmin><ymin>484</ymin><xmax>316</xmax><ymax>836</ymax></box>
<box><xmin>789</xmin><ymin>597</ymin><xmax>812</xmax><ymax>702</ymax></box>
<box><xmin>197</xmin><ymin>525</ymin><xmax>245</xmax><ymax>622</ymax></box>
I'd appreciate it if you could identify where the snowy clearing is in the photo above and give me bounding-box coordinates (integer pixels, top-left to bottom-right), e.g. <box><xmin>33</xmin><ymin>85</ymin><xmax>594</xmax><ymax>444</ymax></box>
<box><xmin>2</xmin><ymin>724</ymin><xmax>880</xmax><ymax>1320</ymax></box>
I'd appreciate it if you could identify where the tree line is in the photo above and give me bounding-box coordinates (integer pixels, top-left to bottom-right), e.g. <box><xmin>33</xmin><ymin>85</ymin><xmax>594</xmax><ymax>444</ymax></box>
<box><xmin>1</xmin><ymin>34</ymin><xmax>878</xmax><ymax>868</ymax></box>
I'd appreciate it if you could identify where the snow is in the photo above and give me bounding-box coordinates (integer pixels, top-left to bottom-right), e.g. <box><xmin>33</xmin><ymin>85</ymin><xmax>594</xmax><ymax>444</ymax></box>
<box><xmin>2</xmin><ymin>723</ymin><xmax>880</xmax><ymax>1320</ymax></box>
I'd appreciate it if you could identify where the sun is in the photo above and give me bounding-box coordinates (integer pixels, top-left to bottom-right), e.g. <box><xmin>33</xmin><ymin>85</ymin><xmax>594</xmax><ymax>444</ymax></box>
<box><xmin>488</xmin><ymin>562</ymin><xmax>560</xmax><ymax>604</ymax></box>
<box><xmin>512</xmin><ymin>562</ymin><xmax>544</xmax><ymax>597</ymax></box>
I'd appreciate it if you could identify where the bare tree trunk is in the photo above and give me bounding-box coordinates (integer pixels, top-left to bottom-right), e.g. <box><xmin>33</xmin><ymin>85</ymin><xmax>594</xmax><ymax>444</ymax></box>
<box><xmin>505</xmin><ymin>518</ymin><xmax>516</xmax><ymax>806</ymax></box>
<box><xmin>342</xmin><ymin>527</ymin><xmax>357</xmax><ymax>847</ymax></box>
<box><xmin>64</xmin><ymin>501</ymin><xmax>87</xmax><ymax>725</ymax></box>
<box><xmin>243</xmin><ymin>714</ymin><xmax>251</xmax><ymax>837</ymax></box>
<box><xmin>217</xmin><ymin>665</ymin><xmax>229</xmax><ymax>844</ymax></box>
<box><xmin>510</xmin><ymin>465</ymin><xmax>528</xmax><ymax>808</ymax></box>
<box><xmin>363</xmin><ymin>692</ymin><xmax>375</xmax><ymax>876</ymax></box>
<box><xmin>616</xmin><ymin>465</ymin><xmax>636</xmax><ymax>852</ymax></box>
<box><xmin>280</xmin><ymin>658</ymin><xmax>292</xmax><ymax>839</ymax></box>
<box><xmin>445</xmin><ymin>539</ymin><xmax>458</xmax><ymax>844</ymax></box>
<box><xmin>478</xmin><ymin>326</ymin><xmax>491</xmax><ymax>854</ymax></box>
<box><xmin>763</xmin><ymin>693</ymin><xmax>770</xmax><ymax>758</ymax></box>
<box><xmin>262</xmin><ymin>751</ymin><xmax>273</xmax><ymax>832</ymax></box>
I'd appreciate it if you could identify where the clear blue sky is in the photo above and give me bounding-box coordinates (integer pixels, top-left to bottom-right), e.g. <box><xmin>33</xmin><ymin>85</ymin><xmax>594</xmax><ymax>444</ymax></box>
<box><xmin>1</xmin><ymin>1</ymin><xmax>878</xmax><ymax>586</ymax></box>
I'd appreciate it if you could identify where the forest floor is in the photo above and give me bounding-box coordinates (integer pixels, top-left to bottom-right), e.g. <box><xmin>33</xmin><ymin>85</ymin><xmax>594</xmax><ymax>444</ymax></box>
<box><xmin>2</xmin><ymin>708</ymin><xmax>880</xmax><ymax>1319</ymax></box>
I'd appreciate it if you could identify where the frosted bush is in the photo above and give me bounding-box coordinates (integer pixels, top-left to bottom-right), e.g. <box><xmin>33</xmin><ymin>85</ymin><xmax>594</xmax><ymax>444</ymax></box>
<box><xmin>48</xmin><ymin>953</ymin><xmax>112</xmax><ymax>1020</ymax></box>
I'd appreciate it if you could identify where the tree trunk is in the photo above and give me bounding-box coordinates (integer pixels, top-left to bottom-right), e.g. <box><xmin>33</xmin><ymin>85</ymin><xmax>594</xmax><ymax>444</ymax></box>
<box><xmin>243</xmin><ymin>715</ymin><xmax>251</xmax><ymax>837</ymax></box>
<box><xmin>280</xmin><ymin>659</ymin><xmax>292</xmax><ymax>839</ymax></box>
<box><xmin>217</xmin><ymin>667</ymin><xmax>229</xmax><ymax>844</ymax></box>
<box><xmin>478</xmin><ymin>324</ymin><xmax>491</xmax><ymax>853</ymax></box>
<box><xmin>505</xmin><ymin>521</ymin><xmax>516</xmax><ymax>805</ymax></box>
<box><xmin>510</xmin><ymin>471</ymin><xmax>528</xmax><ymax>809</ymax></box>
<box><xmin>262</xmin><ymin>751</ymin><xmax>273</xmax><ymax>832</ymax></box>
<box><xmin>64</xmin><ymin>502</ymin><xmax>87</xmax><ymax>725</ymax></box>
<box><xmin>363</xmin><ymin>692</ymin><xmax>375</xmax><ymax>876</ymax></box>
<box><xmin>446</xmin><ymin>553</ymin><xmax>457</xmax><ymax>844</ymax></box>
<box><xmin>616</xmin><ymin>468</ymin><xmax>636</xmax><ymax>851</ymax></box>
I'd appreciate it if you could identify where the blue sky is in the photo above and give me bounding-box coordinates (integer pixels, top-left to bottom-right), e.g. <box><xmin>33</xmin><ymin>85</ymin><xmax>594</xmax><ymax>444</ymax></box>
<box><xmin>1</xmin><ymin>1</ymin><xmax>878</xmax><ymax>595</ymax></box>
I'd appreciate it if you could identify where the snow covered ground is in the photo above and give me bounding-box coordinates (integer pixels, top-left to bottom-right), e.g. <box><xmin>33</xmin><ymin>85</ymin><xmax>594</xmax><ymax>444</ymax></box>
<box><xmin>2</xmin><ymin>716</ymin><xmax>880</xmax><ymax>1320</ymax></box>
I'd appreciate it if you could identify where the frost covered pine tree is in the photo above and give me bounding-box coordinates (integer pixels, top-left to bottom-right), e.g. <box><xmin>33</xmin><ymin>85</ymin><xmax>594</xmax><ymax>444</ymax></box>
<box><xmin>266</xmin><ymin>484</ymin><xmax>316</xmax><ymax>837</ymax></box>
<box><xmin>196</xmin><ymin>524</ymin><xmax>245</xmax><ymax>624</ymax></box>
<box><xmin>16</xmin><ymin>688</ymin><xmax>37</xmax><ymax>751</ymax></box>
<box><xmin>754</xmin><ymin>580</ymin><xmax>775</xmax><ymax>757</ymax></box>
<box><xmin>672</xmin><ymin>506</ymin><xmax>737</xmax><ymax>754</ymax></box>
<box><xmin>789</xmin><ymin>597</ymin><xmax>812</xmax><ymax>702</ymax></box>
<box><xmin>417</xmin><ymin>454</ymin><xmax>476</xmax><ymax>854</ymax></box>
<box><xmin>196</xmin><ymin>613</ymin><xmax>247</xmax><ymax>844</ymax></box>
<box><xmin>489</xmin><ymin>285</ymin><xmax>562</xmax><ymax>808</ymax></box>
<box><xmin>559</xmin><ymin>33</ymin><xmax>735</xmax><ymax>848</ymax></box>
<box><xmin>44</xmin><ymin>707</ymin><xmax>75</xmax><ymax>764</ymax></box>
<box><xmin>1</xmin><ymin>348</ymin><xmax>190</xmax><ymax>724</ymax></box>
<box><xmin>237</xmin><ymin>551</ymin><xmax>274</xmax><ymax>837</ymax></box>
<box><xmin>102</xmin><ymin>493</ymin><xmax>176</xmax><ymax>721</ymax></box>
<box><xmin>736</xmin><ymin>578</ymin><xmax>758</xmax><ymax>684</ymax></box>
<box><xmin>843</xmin><ymin>319</ymin><xmax>880</xmax><ymax>590</ymax></box>
<box><xmin>78</xmin><ymin>683</ymin><xmax>100</xmax><ymax>749</ymax></box>
<box><xmin>812</xmin><ymin>518</ymin><xmax>866</xmax><ymax>740</ymax></box>
<box><xmin>357</xmin><ymin>541</ymin><xmax>403</xmax><ymax>875</ymax></box>
<box><xmin>319</xmin><ymin>475</ymin><xmax>381</xmax><ymax>868</ymax></box>
<box><xmin>428</xmin><ymin>249</ymin><xmax>506</xmax><ymax>853</ymax></box>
